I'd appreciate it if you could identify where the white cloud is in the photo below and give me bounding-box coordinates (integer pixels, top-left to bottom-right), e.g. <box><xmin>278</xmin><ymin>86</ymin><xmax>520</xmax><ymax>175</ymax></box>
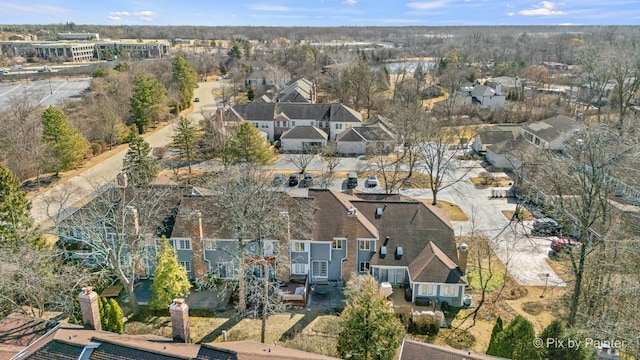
<box><xmin>132</xmin><ymin>11</ymin><xmax>159</xmax><ymax>21</ymax></box>
<box><xmin>109</xmin><ymin>11</ymin><xmax>129</xmax><ymax>16</ymax></box>
<box><xmin>107</xmin><ymin>15</ymin><xmax>121</xmax><ymax>21</ymax></box>
<box><xmin>518</xmin><ymin>1</ymin><xmax>566</xmax><ymax>16</ymax></box>
<box><xmin>343</xmin><ymin>0</ymin><xmax>357</xmax><ymax>4</ymax></box>
<box><xmin>406</xmin><ymin>0</ymin><xmax>451</xmax><ymax>10</ymax></box>
<box><xmin>508</xmin><ymin>12</ymin><xmax>515</xmax><ymax>16</ymax></box>
<box><xmin>249</xmin><ymin>5</ymin><xmax>290</xmax><ymax>11</ymax></box>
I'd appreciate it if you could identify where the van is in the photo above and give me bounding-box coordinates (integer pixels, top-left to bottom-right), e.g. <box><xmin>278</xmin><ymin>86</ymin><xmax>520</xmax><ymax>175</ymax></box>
<box><xmin>347</xmin><ymin>173</ymin><xmax>358</xmax><ymax>189</ymax></box>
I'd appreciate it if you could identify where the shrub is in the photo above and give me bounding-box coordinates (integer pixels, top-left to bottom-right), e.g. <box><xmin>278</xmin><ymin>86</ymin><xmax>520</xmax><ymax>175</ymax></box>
<box><xmin>97</xmin><ymin>140</ymin><xmax>107</xmax><ymax>153</ymax></box>
<box><xmin>479</xmin><ymin>171</ymin><xmax>495</xmax><ymax>185</ymax></box>
<box><xmin>91</xmin><ymin>143</ymin><xmax>102</xmax><ymax>156</ymax></box>
<box><xmin>152</xmin><ymin>146</ymin><xmax>168</xmax><ymax>159</ymax></box>
<box><xmin>409</xmin><ymin>315</ymin><xmax>440</xmax><ymax>336</ymax></box>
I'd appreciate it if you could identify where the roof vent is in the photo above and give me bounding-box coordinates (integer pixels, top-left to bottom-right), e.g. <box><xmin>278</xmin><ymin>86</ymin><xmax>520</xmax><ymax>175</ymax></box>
<box><xmin>396</xmin><ymin>247</ymin><xmax>403</xmax><ymax>258</ymax></box>
<box><xmin>375</xmin><ymin>208</ymin><xmax>383</xmax><ymax>219</ymax></box>
<box><xmin>380</xmin><ymin>246</ymin><xmax>387</xmax><ymax>258</ymax></box>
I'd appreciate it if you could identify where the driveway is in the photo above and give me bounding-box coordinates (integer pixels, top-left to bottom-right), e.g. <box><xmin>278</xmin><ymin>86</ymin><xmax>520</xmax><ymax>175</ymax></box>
<box><xmin>30</xmin><ymin>81</ymin><xmax>219</xmax><ymax>225</ymax></box>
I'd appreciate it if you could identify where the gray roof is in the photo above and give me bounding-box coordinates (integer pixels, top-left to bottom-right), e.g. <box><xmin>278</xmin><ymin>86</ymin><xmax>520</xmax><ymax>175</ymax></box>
<box><xmin>521</xmin><ymin>115</ymin><xmax>579</xmax><ymax>142</ymax></box>
<box><xmin>472</xmin><ymin>85</ymin><xmax>497</xmax><ymax>97</ymax></box>
<box><xmin>280</xmin><ymin>126</ymin><xmax>328</xmax><ymax>140</ymax></box>
<box><xmin>399</xmin><ymin>339</ymin><xmax>510</xmax><ymax>360</ymax></box>
<box><xmin>231</xmin><ymin>103</ymin><xmax>362</xmax><ymax>124</ymax></box>
<box><xmin>278</xmin><ymin>78</ymin><xmax>313</xmax><ymax>103</ymax></box>
<box><xmin>354</xmin><ymin>127</ymin><xmax>395</xmax><ymax>141</ymax></box>
<box><xmin>336</xmin><ymin>128</ymin><xmax>366</xmax><ymax>142</ymax></box>
<box><xmin>478</xmin><ymin>130</ymin><xmax>514</xmax><ymax>145</ymax></box>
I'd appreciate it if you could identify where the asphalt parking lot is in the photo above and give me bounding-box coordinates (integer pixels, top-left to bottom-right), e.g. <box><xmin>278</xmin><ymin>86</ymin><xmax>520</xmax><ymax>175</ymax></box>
<box><xmin>0</xmin><ymin>77</ymin><xmax>91</xmax><ymax>111</ymax></box>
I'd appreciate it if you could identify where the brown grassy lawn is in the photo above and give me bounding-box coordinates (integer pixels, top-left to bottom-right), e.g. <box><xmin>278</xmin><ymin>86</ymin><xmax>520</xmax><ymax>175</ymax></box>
<box><xmin>283</xmin><ymin>315</ymin><xmax>340</xmax><ymax>358</ymax></box>
<box><xmin>216</xmin><ymin>313</ymin><xmax>305</xmax><ymax>343</ymax></box>
<box><xmin>418</xmin><ymin>199</ymin><xmax>468</xmax><ymax>221</ymax></box>
<box><xmin>501</xmin><ymin>209</ymin><xmax>535</xmax><ymax>221</ymax></box>
<box><xmin>469</xmin><ymin>176</ymin><xmax>514</xmax><ymax>188</ymax></box>
<box><xmin>125</xmin><ymin>314</ymin><xmax>230</xmax><ymax>343</ymax></box>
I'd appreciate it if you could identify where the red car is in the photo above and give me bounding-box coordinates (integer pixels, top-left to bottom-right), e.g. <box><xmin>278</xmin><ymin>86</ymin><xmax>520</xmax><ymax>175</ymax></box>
<box><xmin>550</xmin><ymin>238</ymin><xmax>582</xmax><ymax>254</ymax></box>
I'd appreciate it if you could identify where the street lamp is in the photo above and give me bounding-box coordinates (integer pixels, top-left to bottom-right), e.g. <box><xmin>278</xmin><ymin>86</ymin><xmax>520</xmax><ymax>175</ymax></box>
<box><xmin>540</xmin><ymin>273</ymin><xmax>550</xmax><ymax>298</ymax></box>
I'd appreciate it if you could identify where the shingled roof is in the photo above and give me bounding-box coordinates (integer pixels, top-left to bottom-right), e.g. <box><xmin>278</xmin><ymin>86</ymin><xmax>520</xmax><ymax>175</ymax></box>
<box><xmin>399</xmin><ymin>339</ymin><xmax>510</xmax><ymax>360</ymax></box>
<box><xmin>0</xmin><ymin>313</ymin><xmax>59</xmax><ymax>359</ymax></box>
<box><xmin>521</xmin><ymin>115</ymin><xmax>579</xmax><ymax>143</ymax></box>
<box><xmin>196</xmin><ymin>340</ymin><xmax>339</xmax><ymax>360</ymax></box>
<box><xmin>280</xmin><ymin>126</ymin><xmax>328</xmax><ymax>140</ymax></box>
<box><xmin>308</xmin><ymin>189</ymin><xmax>378</xmax><ymax>242</ymax></box>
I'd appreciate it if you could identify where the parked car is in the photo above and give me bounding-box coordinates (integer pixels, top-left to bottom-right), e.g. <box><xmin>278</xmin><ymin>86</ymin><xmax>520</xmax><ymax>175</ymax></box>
<box><xmin>347</xmin><ymin>172</ymin><xmax>358</xmax><ymax>189</ymax></box>
<box><xmin>288</xmin><ymin>173</ymin><xmax>299</xmax><ymax>187</ymax></box>
<box><xmin>367</xmin><ymin>175</ymin><xmax>378</xmax><ymax>188</ymax></box>
<box><xmin>300</xmin><ymin>173</ymin><xmax>314</xmax><ymax>188</ymax></box>
<box><xmin>194</xmin><ymin>97</ymin><xmax>200</xmax><ymax>102</ymax></box>
<box><xmin>531</xmin><ymin>217</ymin><xmax>561</xmax><ymax>236</ymax></box>
<box><xmin>272</xmin><ymin>173</ymin><xmax>285</xmax><ymax>186</ymax></box>
<box><xmin>550</xmin><ymin>238</ymin><xmax>582</xmax><ymax>254</ymax></box>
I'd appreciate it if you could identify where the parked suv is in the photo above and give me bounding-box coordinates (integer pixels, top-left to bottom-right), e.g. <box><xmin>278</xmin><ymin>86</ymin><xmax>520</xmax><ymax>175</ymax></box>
<box><xmin>347</xmin><ymin>173</ymin><xmax>358</xmax><ymax>189</ymax></box>
<box><xmin>531</xmin><ymin>217</ymin><xmax>561</xmax><ymax>236</ymax></box>
<box><xmin>288</xmin><ymin>173</ymin><xmax>299</xmax><ymax>187</ymax></box>
<box><xmin>300</xmin><ymin>173</ymin><xmax>314</xmax><ymax>188</ymax></box>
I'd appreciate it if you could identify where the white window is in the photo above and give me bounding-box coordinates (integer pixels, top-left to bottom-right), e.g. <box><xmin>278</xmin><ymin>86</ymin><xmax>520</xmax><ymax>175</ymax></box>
<box><xmin>359</xmin><ymin>240</ymin><xmax>371</xmax><ymax>251</ymax></box>
<box><xmin>312</xmin><ymin>260</ymin><xmax>328</xmax><ymax>278</ymax></box>
<box><xmin>180</xmin><ymin>261</ymin><xmax>191</xmax><ymax>272</ymax></box>
<box><xmin>264</xmin><ymin>241</ymin><xmax>275</xmax><ymax>256</ymax></box>
<box><xmin>176</xmin><ymin>239</ymin><xmax>191</xmax><ymax>250</ymax></box>
<box><xmin>440</xmin><ymin>285</ymin><xmax>458</xmax><ymax>297</ymax></box>
<box><xmin>292</xmin><ymin>241</ymin><xmax>306</xmax><ymax>252</ymax></box>
<box><xmin>332</xmin><ymin>239</ymin><xmax>343</xmax><ymax>250</ymax></box>
<box><xmin>292</xmin><ymin>121</ymin><xmax>296</xmax><ymax>126</ymax></box>
<box><xmin>419</xmin><ymin>284</ymin><xmax>437</xmax><ymax>296</ymax></box>
<box><xmin>291</xmin><ymin>263</ymin><xmax>308</xmax><ymax>275</ymax></box>
<box><xmin>217</xmin><ymin>262</ymin><xmax>234</xmax><ymax>278</ymax></box>
<box><xmin>336</xmin><ymin>123</ymin><xmax>343</xmax><ymax>130</ymax></box>
<box><xmin>261</xmin><ymin>123</ymin><xmax>268</xmax><ymax>129</ymax></box>
<box><xmin>359</xmin><ymin>261</ymin><xmax>370</xmax><ymax>273</ymax></box>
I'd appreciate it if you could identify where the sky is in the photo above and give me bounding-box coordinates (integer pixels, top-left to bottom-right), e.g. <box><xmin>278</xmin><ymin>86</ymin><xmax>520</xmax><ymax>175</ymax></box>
<box><xmin>0</xmin><ymin>0</ymin><xmax>638</xmax><ymax>27</ymax></box>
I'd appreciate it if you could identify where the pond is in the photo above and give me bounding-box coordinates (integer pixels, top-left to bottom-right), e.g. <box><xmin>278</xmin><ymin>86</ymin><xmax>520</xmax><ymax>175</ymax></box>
<box><xmin>375</xmin><ymin>60</ymin><xmax>436</xmax><ymax>74</ymax></box>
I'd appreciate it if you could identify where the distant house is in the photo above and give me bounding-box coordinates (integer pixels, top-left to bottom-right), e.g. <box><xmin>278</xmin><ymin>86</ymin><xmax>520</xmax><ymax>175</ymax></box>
<box><xmin>399</xmin><ymin>339</ymin><xmax>510</xmax><ymax>360</ymax></box>
<box><xmin>230</xmin><ymin>102</ymin><xmax>362</xmax><ymax>142</ymax></box>
<box><xmin>279</xmin><ymin>126</ymin><xmax>328</xmax><ymax>152</ymax></box>
<box><xmin>541</xmin><ymin>61</ymin><xmax>569</xmax><ymax>74</ymax></box>
<box><xmin>463</xmin><ymin>84</ymin><xmax>506</xmax><ymax>108</ymax></box>
<box><xmin>245</xmin><ymin>65</ymin><xmax>291</xmax><ymax>90</ymax></box>
<box><xmin>471</xmin><ymin>125</ymin><xmax>517</xmax><ymax>154</ymax></box>
<box><xmin>520</xmin><ymin>114</ymin><xmax>580</xmax><ymax>150</ymax></box>
<box><xmin>277</xmin><ymin>78</ymin><xmax>317</xmax><ymax>103</ymax></box>
<box><xmin>336</xmin><ymin>114</ymin><xmax>397</xmax><ymax>155</ymax></box>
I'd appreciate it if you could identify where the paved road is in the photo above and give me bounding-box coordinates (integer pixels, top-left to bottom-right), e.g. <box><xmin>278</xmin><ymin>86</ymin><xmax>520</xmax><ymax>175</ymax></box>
<box><xmin>30</xmin><ymin>80</ymin><xmax>221</xmax><ymax>225</ymax></box>
<box><xmin>0</xmin><ymin>78</ymin><xmax>91</xmax><ymax>111</ymax></box>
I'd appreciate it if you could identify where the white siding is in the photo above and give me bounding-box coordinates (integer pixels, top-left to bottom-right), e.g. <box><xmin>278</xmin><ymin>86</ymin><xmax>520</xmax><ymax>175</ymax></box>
<box><xmin>338</xmin><ymin>141</ymin><xmax>366</xmax><ymax>155</ymax></box>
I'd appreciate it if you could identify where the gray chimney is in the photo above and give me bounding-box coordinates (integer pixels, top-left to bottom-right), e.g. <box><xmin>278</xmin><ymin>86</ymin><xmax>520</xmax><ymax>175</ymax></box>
<box><xmin>170</xmin><ymin>298</ymin><xmax>190</xmax><ymax>343</ymax></box>
<box><xmin>458</xmin><ymin>243</ymin><xmax>469</xmax><ymax>274</ymax></box>
<box><xmin>78</xmin><ymin>287</ymin><xmax>101</xmax><ymax>331</ymax></box>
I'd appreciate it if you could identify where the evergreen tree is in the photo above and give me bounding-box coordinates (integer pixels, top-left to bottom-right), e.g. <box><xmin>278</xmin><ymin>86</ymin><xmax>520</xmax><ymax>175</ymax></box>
<box><xmin>226</xmin><ymin>122</ymin><xmax>277</xmax><ymax>165</ymax></box>
<box><xmin>0</xmin><ymin>164</ymin><xmax>41</xmax><ymax>249</ymax></box>
<box><xmin>99</xmin><ymin>297</ymin><xmax>111</xmax><ymax>330</ymax></box>
<box><xmin>247</xmin><ymin>86</ymin><xmax>256</xmax><ymax>101</ymax></box>
<box><xmin>130</xmin><ymin>73</ymin><xmax>167</xmax><ymax>134</ymax></box>
<box><xmin>337</xmin><ymin>274</ymin><xmax>405</xmax><ymax>360</ymax></box>
<box><xmin>487</xmin><ymin>316</ymin><xmax>540</xmax><ymax>360</ymax></box>
<box><xmin>172</xmin><ymin>55</ymin><xmax>198</xmax><ymax>110</ymax></box>
<box><xmin>172</xmin><ymin>116</ymin><xmax>199</xmax><ymax>173</ymax></box>
<box><xmin>149</xmin><ymin>237</ymin><xmax>191</xmax><ymax>311</ymax></box>
<box><xmin>107</xmin><ymin>298</ymin><xmax>124</xmax><ymax>334</ymax></box>
<box><xmin>41</xmin><ymin>106</ymin><xmax>88</xmax><ymax>175</ymax></box>
<box><xmin>539</xmin><ymin>320</ymin><xmax>591</xmax><ymax>360</ymax></box>
<box><xmin>122</xmin><ymin>132</ymin><xmax>158</xmax><ymax>185</ymax></box>
<box><xmin>486</xmin><ymin>316</ymin><xmax>503</xmax><ymax>355</ymax></box>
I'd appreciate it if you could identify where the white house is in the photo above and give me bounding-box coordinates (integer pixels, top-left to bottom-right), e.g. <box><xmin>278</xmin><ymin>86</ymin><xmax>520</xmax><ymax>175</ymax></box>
<box><xmin>279</xmin><ymin>126</ymin><xmax>328</xmax><ymax>152</ymax></box>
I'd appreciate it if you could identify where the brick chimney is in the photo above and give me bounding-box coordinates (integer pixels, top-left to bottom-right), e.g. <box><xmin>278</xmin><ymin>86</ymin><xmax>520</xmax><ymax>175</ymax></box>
<box><xmin>78</xmin><ymin>287</ymin><xmax>101</xmax><ymax>331</ymax></box>
<box><xmin>190</xmin><ymin>211</ymin><xmax>208</xmax><ymax>282</ymax></box>
<box><xmin>169</xmin><ymin>298</ymin><xmax>190</xmax><ymax>343</ymax></box>
<box><xmin>342</xmin><ymin>207</ymin><xmax>359</xmax><ymax>282</ymax></box>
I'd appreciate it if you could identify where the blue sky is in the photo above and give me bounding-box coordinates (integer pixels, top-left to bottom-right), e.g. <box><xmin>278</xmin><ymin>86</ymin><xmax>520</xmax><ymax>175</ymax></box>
<box><xmin>0</xmin><ymin>0</ymin><xmax>638</xmax><ymax>26</ymax></box>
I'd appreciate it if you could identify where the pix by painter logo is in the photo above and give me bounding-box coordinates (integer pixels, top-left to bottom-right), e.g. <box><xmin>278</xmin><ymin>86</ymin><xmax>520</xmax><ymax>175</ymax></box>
<box><xmin>533</xmin><ymin>337</ymin><xmax>626</xmax><ymax>350</ymax></box>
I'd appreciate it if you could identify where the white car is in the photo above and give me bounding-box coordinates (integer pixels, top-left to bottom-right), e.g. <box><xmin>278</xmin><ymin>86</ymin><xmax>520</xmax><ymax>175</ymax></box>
<box><xmin>367</xmin><ymin>175</ymin><xmax>378</xmax><ymax>188</ymax></box>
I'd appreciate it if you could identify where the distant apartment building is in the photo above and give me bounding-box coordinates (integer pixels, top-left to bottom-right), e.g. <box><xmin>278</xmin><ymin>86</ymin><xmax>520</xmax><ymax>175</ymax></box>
<box><xmin>33</xmin><ymin>42</ymin><xmax>95</xmax><ymax>62</ymax></box>
<box><xmin>96</xmin><ymin>40</ymin><xmax>171</xmax><ymax>60</ymax></box>
<box><xmin>58</xmin><ymin>32</ymin><xmax>100</xmax><ymax>40</ymax></box>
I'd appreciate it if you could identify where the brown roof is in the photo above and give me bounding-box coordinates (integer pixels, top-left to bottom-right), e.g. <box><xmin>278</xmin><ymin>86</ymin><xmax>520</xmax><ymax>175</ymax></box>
<box><xmin>399</xmin><ymin>339</ymin><xmax>510</xmax><ymax>360</ymax></box>
<box><xmin>408</xmin><ymin>242</ymin><xmax>465</xmax><ymax>284</ymax></box>
<box><xmin>0</xmin><ymin>313</ymin><xmax>59</xmax><ymax>359</ymax></box>
<box><xmin>197</xmin><ymin>340</ymin><xmax>340</xmax><ymax>360</ymax></box>
<box><xmin>308</xmin><ymin>189</ymin><xmax>378</xmax><ymax>241</ymax></box>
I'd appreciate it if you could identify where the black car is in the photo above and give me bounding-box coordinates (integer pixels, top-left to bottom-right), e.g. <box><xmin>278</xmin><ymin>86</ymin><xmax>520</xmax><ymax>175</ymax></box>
<box><xmin>288</xmin><ymin>173</ymin><xmax>299</xmax><ymax>187</ymax></box>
